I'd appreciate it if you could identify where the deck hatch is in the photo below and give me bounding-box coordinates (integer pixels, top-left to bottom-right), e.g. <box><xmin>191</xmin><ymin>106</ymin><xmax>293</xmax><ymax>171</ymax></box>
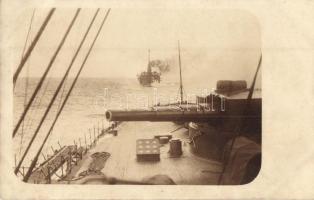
<box><xmin>136</xmin><ymin>139</ymin><xmax>160</xmax><ymax>161</ymax></box>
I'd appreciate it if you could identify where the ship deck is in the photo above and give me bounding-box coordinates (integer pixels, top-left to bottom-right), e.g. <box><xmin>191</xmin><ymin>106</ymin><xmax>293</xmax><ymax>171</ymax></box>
<box><xmin>71</xmin><ymin>122</ymin><xmax>222</xmax><ymax>185</ymax></box>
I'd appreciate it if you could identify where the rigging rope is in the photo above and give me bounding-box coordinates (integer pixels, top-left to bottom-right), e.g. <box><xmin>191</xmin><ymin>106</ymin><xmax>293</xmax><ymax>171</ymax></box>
<box><xmin>21</xmin><ymin>72</ymin><xmax>55</xmax><ymax>133</ymax></box>
<box><xmin>12</xmin><ymin>9</ymin><xmax>80</xmax><ymax>138</ymax></box>
<box><xmin>13</xmin><ymin>8</ymin><xmax>55</xmax><ymax>86</ymax></box>
<box><xmin>14</xmin><ymin>8</ymin><xmax>81</xmax><ymax>175</ymax></box>
<box><xmin>18</xmin><ymin>75</ymin><xmax>54</xmax><ymax>159</ymax></box>
<box><xmin>19</xmin><ymin>9</ymin><xmax>36</xmax><ymax>155</ymax></box>
<box><xmin>37</xmin><ymin>8</ymin><xmax>100</xmax><ymax>156</ymax></box>
<box><xmin>48</xmin><ymin>76</ymin><xmax>68</xmax><ymax>139</ymax></box>
<box><xmin>39</xmin><ymin>75</ymin><xmax>67</xmax><ymax>148</ymax></box>
<box><xmin>57</xmin><ymin>77</ymin><xmax>68</xmax><ymax>111</ymax></box>
<box><xmin>23</xmin><ymin>8</ymin><xmax>111</xmax><ymax>182</ymax></box>
<box><xmin>19</xmin><ymin>9</ymin><xmax>36</xmax><ymax>64</ymax></box>
<box><xmin>217</xmin><ymin>54</ymin><xmax>262</xmax><ymax>185</ymax></box>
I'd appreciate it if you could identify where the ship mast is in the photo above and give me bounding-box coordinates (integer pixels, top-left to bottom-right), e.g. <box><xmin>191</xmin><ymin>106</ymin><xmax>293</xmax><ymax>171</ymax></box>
<box><xmin>148</xmin><ymin>49</ymin><xmax>150</xmax><ymax>63</ymax></box>
<box><xmin>147</xmin><ymin>49</ymin><xmax>151</xmax><ymax>74</ymax></box>
<box><xmin>178</xmin><ymin>41</ymin><xmax>184</xmax><ymax>103</ymax></box>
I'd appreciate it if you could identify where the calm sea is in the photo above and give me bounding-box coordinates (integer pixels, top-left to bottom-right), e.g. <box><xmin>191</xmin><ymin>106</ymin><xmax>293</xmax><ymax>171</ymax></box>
<box><xmin>13</xmin><ymin>77</ymin><xmax>211</xmax><ymax>167</ymax></box>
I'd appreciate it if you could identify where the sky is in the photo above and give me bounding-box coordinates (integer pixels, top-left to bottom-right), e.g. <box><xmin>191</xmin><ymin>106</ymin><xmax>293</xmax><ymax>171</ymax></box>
<box><xmin>13</xmin><ymin>8</ymin><xmax>261</xmax><ymax>87</ymax></box>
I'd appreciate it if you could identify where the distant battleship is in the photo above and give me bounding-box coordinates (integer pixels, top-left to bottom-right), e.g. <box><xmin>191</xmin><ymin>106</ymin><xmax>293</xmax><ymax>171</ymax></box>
<box><xmin>137</xmin><ymin>50</ymin><xmax>161</xmax><ymax>87</ymax></box>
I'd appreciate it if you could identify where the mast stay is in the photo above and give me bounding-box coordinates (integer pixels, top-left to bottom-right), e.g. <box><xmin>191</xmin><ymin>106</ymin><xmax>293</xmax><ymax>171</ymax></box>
<box><xmin>217</xmin><ymin>54</ymin><xmax>262</xmax><ymax>184</ymax></box>
<box><xmin>14</xmin><ymin>8</ymin><xmax>81</xmax><ymax>174</ymax></box>
<box><xmin>22</xmin><ymin>9</ymin><xmax>111</xmax><ymax>182</ymax></box>
<box><xmin>19</xmin><ymin>9</ymin><xmax>36</xmax><ymax>155</ymax></box>
<box><xmin>12</xmin><ymin>9</ymin><xmax>80</xmax><ymax>138</ymax></box>
<box><xmin>13</xmin><ymin>8</ymin><xmax>55</xmax><ymax>86</ymax></box>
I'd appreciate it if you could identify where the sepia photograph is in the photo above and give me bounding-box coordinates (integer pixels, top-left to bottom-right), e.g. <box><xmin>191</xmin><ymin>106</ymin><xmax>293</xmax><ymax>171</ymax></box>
<box><xmin>1</xmin><ymin>1</ymin><xmax>314</xmax><ymax>199</ymax></box>
<box><xmin>12</xmin><ymin>7</ymin><xmax>261</xmax><ymax>185</ymax></box>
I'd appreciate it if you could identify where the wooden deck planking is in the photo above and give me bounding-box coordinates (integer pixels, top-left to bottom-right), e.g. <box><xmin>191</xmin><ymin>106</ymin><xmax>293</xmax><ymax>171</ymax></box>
<box><xmin>75</xmin><ymin>122</ymin><xmax>222</xmax><ymax>184</ymax></box>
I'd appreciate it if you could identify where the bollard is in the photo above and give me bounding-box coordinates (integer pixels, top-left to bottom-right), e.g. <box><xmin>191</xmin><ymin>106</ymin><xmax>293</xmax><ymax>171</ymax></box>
<box><xmin>169</xmin><ymin>139</ymin><xmax>183</xmax><ymax>157</ymax></box>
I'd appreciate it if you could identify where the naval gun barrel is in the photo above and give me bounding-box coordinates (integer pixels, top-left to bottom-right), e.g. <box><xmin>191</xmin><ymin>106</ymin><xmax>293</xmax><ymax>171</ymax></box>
<box><xmin>105</xmin><ymin>109</ymin><xmax>258</xmax><ymax>122</ymax></box>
